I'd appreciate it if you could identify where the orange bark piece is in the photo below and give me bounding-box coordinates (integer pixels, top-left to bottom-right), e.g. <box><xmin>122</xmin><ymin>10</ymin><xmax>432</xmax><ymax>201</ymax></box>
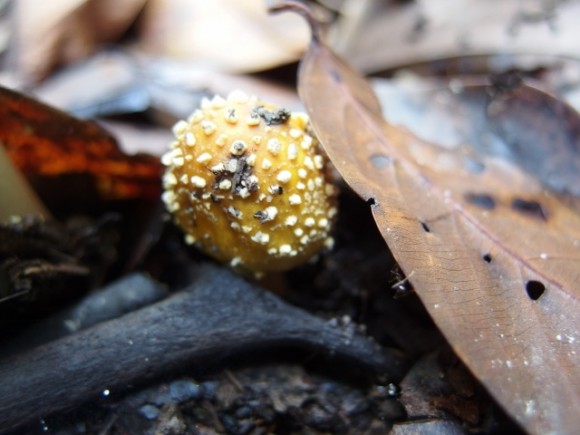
<box><xmin>0</xmin><ymin>86</ymin><xmax>161</xmax><ymax>201</ymax></box>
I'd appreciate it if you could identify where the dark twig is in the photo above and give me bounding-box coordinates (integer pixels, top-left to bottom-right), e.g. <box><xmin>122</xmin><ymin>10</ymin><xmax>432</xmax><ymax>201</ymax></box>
<box><xmin>1</xmin><ymin>273</ymin><xmax>167</xmax><ymax>357</ymax></box>
<box><xmin>0</xmin><ymin>264</ymin><xmax>406</xmax><ymax>433</ymax></box>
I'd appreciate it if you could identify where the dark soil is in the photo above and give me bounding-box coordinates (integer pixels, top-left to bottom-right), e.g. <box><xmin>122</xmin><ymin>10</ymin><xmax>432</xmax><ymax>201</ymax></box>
<box><xmin>0</xmin><ymin>186</ymin><xmax>523</xmax><ymax>435</ymax></box>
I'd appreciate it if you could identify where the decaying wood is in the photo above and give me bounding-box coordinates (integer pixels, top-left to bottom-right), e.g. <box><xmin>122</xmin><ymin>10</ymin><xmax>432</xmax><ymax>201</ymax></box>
<box><xmin>0</xmin><ymin>264</ymin><xmax>406</xmax><ymax>433</ymax></box>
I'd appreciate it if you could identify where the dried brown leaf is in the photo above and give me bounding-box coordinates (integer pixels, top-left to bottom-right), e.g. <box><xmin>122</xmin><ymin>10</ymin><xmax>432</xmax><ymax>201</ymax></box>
<box><xmin>373</xmin><ymin>75</ymin><xmax>580</xmax><ymax>197</ymax></box>
<box><xmin>12</xmin><ymin>0</ymin><xmax>147</xmax><ymax>83</ymax></box>
<box><xmin>330</xmin><ymin>0</ymin><xmax>580</xmax><ymax>74</ymax></box>
<box><xmin>275</xmin><ymin>2</ymin><xmax>580</xmax><ymax>433</ymax></box>
<box><xmin>31</xmin><ymin>50</ymin><xmax>301</xmax><ymax>138</ymax></box>
<box><xmin>139</xmin><ymin>0</ymin><xmax>309</xmax><ymax>73</ymax></box>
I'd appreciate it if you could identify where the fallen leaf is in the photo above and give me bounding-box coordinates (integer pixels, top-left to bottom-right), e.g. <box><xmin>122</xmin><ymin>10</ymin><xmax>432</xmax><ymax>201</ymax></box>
<box><xmin>30</xmin><ymin>50</ymin><xmax>150</xmax><ymax>120</ymax></box>
<box><xmin>273</xmin><ymin>2</ymin><xmax>580</xmax><ymax>433</ymax></box>
<box><xmin>138</xmin><ymin>0</ymin><xmax>309</xmax><ymax>73</ymax></box>
<box><xmin>482</xmin><ymin>78</ymin><xmax>580</xmax><ymax>197</ymax></box>
<box><xmin>30</xmin><ymin>50</ymin><xmax>301</xmax><ymax>138</ymax></box>
<box><xmin>373</xmin><ymin>75</ymin><xmax>580</xmax><ymax>196</ymax></box>
<box><xmin>12</xmin><ymin>0</ymin><xmax>147</xmax><ymax>83</ymax></box>
<box><xmin>330</xmin><ymin>0</ymin><xmax>580</xmax><ymax>74</ymax></box>
<box><xmin>0</xmin><ymin>85</ymin><xmax>162</xmax><ymax>205</ymax></box>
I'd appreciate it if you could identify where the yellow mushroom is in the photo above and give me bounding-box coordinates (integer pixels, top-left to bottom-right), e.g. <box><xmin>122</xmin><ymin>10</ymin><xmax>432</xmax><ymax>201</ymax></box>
<box><xmin>161</xmin><ymin>90</ymin><xmax>338</xmax><ymax>273</ymax></box>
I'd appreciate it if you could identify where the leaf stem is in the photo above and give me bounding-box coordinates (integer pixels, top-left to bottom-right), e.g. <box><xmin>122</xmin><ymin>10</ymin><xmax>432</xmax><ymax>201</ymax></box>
<box><xmin>267</xmin><ymin>0</ymin><xmax>322</xmax><ymax>43</ymax></box>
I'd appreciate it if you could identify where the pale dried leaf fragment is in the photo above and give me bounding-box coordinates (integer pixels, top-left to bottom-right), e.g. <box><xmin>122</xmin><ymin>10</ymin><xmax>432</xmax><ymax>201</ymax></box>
<box><xmin>13</xmin><ymin>0</ymin><xmax>147</xmax><ymax>83</ymax></box>
<box><xmin>139</xmin><ymin>0</ymin><xmax>309</xmax><ymax>73</ymax></box>
<box><xmin>329</xmin><ymin>0</ymin><xmax>580</xmax><ymax>73</ymax></box>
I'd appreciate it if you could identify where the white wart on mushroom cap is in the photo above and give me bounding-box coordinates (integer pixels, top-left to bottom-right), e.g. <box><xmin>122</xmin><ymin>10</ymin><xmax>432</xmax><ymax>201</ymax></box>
<box><xmin>161</xmin><ymin>90</ymin><xmax>338</xmax><ymax>272</ymax></box>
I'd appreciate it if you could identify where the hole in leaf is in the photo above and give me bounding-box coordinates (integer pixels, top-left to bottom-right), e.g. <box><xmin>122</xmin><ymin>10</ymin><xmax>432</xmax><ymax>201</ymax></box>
<box><xmin>421</xmin><ymin>221</ymin><xmax>430</xmax><ymax>232</ymax></box>
<box><xmin>465</xmin><ymin>192</ymin><xmax>496</xmax><ymax>210</ymax></box>
<box><xmin>511</xmin><ymin>198</ymin><xmax>548</xmax><ymax>221</ymax></box>
<box><xmin>483</xmin><ymin>253</ymin><xmax>492</xmax><ymax>263</ymax></box>
<box><xmin>369</xmin><ymin>154</ymin><xmax>392</xmax><ymax>169</ymax></box>
<box><xmin>525</xmin><ymin>280</ymin><xmax>545</xmax><ymax>300</ymax></box>
<box><xmin>367</xmin><ymin>197</ymin><xmax>376</xmax><ymax>206</ymax></box>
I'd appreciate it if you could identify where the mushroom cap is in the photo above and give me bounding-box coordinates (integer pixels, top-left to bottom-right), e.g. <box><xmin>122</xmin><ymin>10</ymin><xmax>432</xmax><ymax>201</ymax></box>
<box><xmin>161</xmin><ymin>91</ymin><xmax>337</xmax><ymax>272</ymax></box>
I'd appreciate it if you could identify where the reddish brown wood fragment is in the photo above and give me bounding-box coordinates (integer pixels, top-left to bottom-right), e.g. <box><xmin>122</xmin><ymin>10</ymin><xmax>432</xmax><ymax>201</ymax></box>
<box><xmin>0</xmin><ymin>86</ymin><xmax>162</xmax><ymax>202</ymax></box>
